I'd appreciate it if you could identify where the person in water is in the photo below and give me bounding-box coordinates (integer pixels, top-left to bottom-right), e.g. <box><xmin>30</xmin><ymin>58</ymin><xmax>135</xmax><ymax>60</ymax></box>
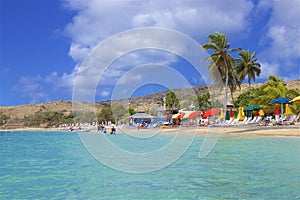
<box><xmin>111</xmin><ymin>126</ymin><xmax>116</xmax><ymax>134</ymax></box>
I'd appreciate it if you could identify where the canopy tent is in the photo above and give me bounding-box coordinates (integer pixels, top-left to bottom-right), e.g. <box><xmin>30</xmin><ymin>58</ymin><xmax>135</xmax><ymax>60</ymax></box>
<box><xmin>129</xmin><ymin>112</ymin><xmax>155</xmax><ymax>119</ymax></box>
<box><xmin>151</xmin><ymin>118</ymin><xmax>165</xmax><ymax>123</ymax></box>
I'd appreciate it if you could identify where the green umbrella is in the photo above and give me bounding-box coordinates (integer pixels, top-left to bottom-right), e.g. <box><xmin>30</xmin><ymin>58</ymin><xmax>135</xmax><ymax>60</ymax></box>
<box><xmin>244</xmin><ymin>105</ymin><xmax>261</xmax><ymax>111</ymax></box>
<box><xmin>225</xmin><ymin>110</ymin><xmax>230</xmax><ymax>120</ymax></box>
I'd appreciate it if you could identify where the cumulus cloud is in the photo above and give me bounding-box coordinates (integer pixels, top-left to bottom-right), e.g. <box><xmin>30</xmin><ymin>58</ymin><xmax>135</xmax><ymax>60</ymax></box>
<box><xmin>257</xmin><ymin>0</ymin><xmax>300</xmax><ymax>79</ymax></box>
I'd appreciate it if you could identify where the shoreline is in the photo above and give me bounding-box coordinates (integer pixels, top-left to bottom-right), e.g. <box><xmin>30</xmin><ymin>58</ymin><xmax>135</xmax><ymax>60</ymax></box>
<box><xmin>1</xmin><ymin>124</ymin><xmax>299</xmax><ymax>137</ymax></box>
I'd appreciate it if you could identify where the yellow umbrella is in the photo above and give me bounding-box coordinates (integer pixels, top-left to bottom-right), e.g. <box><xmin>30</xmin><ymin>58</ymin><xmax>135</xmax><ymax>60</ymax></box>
<box><xmin>237</xmin><ymin>107</ymin><xmax>244</xmax><ymax>120</ymax></box>
<box><xmin>219</xmin><ymin>109</ymin><xmax>224</xmax><ymax>119</ymax></box>
<box><xmin>291</xmin><ymin>95</ymin><xmax>300</xmax><ymax>103</ymax></box>
<box><xmin>285</xmin><ymin>104</ymin><xmax>292</xmax><ymax>115</ymax></box>
<box><xmin>259</xmin><ymin>109</ymin><xmax>265</xmax><ymax>116</ymax></box>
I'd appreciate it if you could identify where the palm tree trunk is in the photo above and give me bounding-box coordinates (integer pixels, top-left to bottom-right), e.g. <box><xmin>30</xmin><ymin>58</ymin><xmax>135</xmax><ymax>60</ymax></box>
<box><xmin>224</xmin><ymin>65</ymin><xmax>229</xmax><ymax>112</ymax></box>
<box><xmin>230</xmin><ymin>87</ymin><xmax>235</xmax><ymax>106</ymax></box>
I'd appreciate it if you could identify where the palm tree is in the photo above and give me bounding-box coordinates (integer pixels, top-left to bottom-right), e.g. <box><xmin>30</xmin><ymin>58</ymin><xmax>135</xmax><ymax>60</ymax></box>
<box><xmin>228</xmin><ymin>69</ymin><xmax>241</xmax><ymax>106</ymax></box>
<box><xmin>202</xmin><ymin>32</ymin><xmax>241</xmax><ymax>111</ymax></box>
<box><xmin>235</xmin><ymin>50</ymin><xmax>261</xmax><ymax>93</ymax></box>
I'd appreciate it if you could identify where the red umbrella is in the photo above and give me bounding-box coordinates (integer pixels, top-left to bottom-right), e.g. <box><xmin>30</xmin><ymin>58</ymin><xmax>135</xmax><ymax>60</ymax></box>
<box><xmin>229</xmin><ymin>107</ymin><xmax>234</xmax><ymax>118</ymax></box>
<box><xmin>202</xmin><ymin>111</ymin><xmax>207</xmax><ymax>119</ymax></box>
<box><xmin>176</xmin><ymin>113</ymin><xmax>184</xmax><ymax>119</ymax></box>
<box><xmin>164</xmin><ymin>114</ymin><xmax>172</xmax><ymax>120</ymax></box>
<box><xmin>187</xmin><ymin>111</ymin><xmax>201</xmax><ymax>119</ymax></box>
<box><xmin>274</xmin><ymin>104</ymin><xmax>280</xmax><ymax>115</ymax></box>
<box><xmin>206</xmin><ymin>109</ymin><xmax>220</xmax><ymax>116</ymax></box>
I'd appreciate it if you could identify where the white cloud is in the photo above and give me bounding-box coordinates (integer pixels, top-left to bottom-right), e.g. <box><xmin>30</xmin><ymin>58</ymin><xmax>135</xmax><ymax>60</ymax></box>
<box><xmin>256</xmin><ymin>0</ymin><xmax>300</xmax><ymax>81</ymax></box>
<box><xmin>63</xmin><ymin>0</ymin><xmax>253</xmax><ymax>63</ymax></box>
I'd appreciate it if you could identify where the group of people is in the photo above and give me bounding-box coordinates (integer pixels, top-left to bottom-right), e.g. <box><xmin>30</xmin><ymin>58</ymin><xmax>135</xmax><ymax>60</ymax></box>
<box><xmin>97</xmin><ymin>124</ymin><xmax>116</xmax><ymax>134</ymax></box>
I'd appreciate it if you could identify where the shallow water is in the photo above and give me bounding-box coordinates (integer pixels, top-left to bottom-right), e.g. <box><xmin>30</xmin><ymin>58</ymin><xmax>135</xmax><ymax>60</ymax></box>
<box><xmin>1</xmin><ymin>131</ymin><xmax>299</xmax><ymax>199</ymax></box>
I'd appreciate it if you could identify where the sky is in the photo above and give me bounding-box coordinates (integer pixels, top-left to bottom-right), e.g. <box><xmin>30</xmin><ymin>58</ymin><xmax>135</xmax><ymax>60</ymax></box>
<box><xmin>0</xmin><ymin>0</ymin><xmax>299</xmax><ymax>106</ymax></box>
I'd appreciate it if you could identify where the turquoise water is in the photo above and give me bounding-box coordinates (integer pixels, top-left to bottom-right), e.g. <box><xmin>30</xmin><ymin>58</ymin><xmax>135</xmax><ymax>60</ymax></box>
<box><xmin>1</xmin><ymin>131</ymin><xmax>300</xmax><ymax>199</ymax></box>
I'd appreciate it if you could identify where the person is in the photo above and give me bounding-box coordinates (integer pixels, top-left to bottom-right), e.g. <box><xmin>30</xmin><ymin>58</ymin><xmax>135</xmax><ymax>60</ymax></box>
<box><xmin>103</xmin><ymin>127</ymin><xmax>106</xmax><ymax>133</ymax></box>
<box><xmin>111</xmin><ymin>126</ymin><xmax>116</xmax><ymax>134</ymax></box>
<box><xmin>137</xmin><ymin>123</ymin><xmax>140</xmax><ymax>131</ymax></box>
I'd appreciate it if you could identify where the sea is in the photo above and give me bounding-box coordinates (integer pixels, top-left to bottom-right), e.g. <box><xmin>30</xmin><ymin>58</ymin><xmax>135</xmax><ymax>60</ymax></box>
<box><xmin>1</xmin><ymin>130</ymin><xmax>299</xmax><ymax>199</ymax></box>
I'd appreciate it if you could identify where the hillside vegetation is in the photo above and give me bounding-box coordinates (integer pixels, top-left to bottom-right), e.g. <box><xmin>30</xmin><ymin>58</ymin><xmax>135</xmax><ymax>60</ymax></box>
<box><xmin>0</xmin><ymin>79</ymin><xmax>299</xmax><ymax>129</ymax></box>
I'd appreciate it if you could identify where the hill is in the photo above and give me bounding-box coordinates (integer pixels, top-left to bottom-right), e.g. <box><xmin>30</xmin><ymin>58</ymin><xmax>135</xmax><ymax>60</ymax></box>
<box><xmin>0</xmin><ymin>79</ymin><xmax>299</xmax><ymax>129</ymax></box>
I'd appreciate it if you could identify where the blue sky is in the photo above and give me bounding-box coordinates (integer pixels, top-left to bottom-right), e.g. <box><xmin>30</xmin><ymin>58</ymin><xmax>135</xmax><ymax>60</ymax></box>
<box><xmin>0</xmin><ymin>0</ymin><xmax>299</xmax><ymax>106</ymax></box>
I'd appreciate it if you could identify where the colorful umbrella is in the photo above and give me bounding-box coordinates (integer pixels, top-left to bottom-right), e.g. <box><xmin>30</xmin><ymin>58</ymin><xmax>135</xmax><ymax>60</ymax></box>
<box><xmin>202</xmin><ymin>111</ymin><xmax>207</xmax><ymax>119</ymax></box>
<box><xmin>291</xmin><ymin>96</ymin><xmax>300</xmax><ymax>103</ymax></box>
<box><xmin>229</xmin><ymin>107</ymin><xmax>234</xmax><ymax>118</ymax></box>
<box><xmin>244</xmin><ymin>105</ymin><xmax>261</xmax><ymax>111</ymax></box>
<box><xmin>164</xmin><ymin>114</ymin><xmax>172</xmax><ymax>120</ymax></box>
<box><xmin>259</xmin><ymin>109</ymin><xmax>265</xmax><ymax>116</ymax></box>
<box><xmin>274</xmin><ymin>104</ymin><xmax>280</xmax><ymax>115</ymax></box>
<box><xmin>225</xmin><ymin>110</ymin><xmax>230</xmax><ymax>120</ymax></box>
<box><xmin>203</xmin><ymin>109</ymin><xmax>220</xmax><ymax>117</ymax></box>
<box><xmin>187</xmin><ymin>111</ymin><xmax>201</xmax><ymax>119</ymax></box>
<box><xmin>172</xmin><ymin>113</ymin><xmax>184</xmax><ymax>119</ymax></box>
<box><xmin>237</xmin><ymin>107</ymin><xmax>244</xmax><ymax>120</ymax></box>
<box><xmin>285</xmin><ymin>104</ymin><xmax>292</xmax><ymax>115</ymax></box>
<box><xmin>269</xmin><ymin>97</ymin><xmax>291</xmax><ymax>104</ymax></box>
<box><xmin>270</xmin><ymin>97</ymin><xmax>291</xmax><ymax>117</ymax></box>
<box><xmin>219</xmin><ymin>109</ymin><xmax>225</xmax><ymax>119</ymax></box>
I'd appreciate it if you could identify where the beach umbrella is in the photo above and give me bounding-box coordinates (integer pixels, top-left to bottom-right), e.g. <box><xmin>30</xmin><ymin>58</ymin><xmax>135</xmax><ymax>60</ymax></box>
<box><xmin>229</xmin><ymin>107</ymin><xmax>234</xmax><ymax>118</ymax></box>
<box><xmin>219</xmin><ymin>109</ymin><xmax>225</xmax><ymax>119</ymax></box>
<box><xmin>225</xmin><ymin>110</ymin><xmax>230</xmax><ymax>120</ymax></box>
<box><xmin>274</xmin><ymin>104</ymin><xmax>280</xmax><ymax>116</ymax></box>
<box><xmin>164</xmin><ymin>114</ymin><xmax>172</xmax><ymax>121</ymax></box>
<box><xmin>187</xmin><ymin>111</ymin><xmax>201</xmax><ymax>119</ymax></box>
<box><xmin>269</xmin><ymin>97</ymin><xmax>291</xmax><ymax>104</ymax></box>
<box><xmin>291</xmin><ymin>96</ymin><xmax>300</xmax><ymax>103</ymax></box>
<box><xmin>269</xmin><ymin>97</ymin><xmax>291</xmax><ymax>118</ymax></box>
<box><xmin>244</xmin><ymin>105</ymin><xmax>261</xmax><ymax>111</ymax></box>
<box><xmin>285</xmin><ymin>104</ymin><xmax>292</xmax><ymax>115</ymax></box>
<box><xmin>182</xmin><ymin>111</ymin><xmax>193</xmax><ymax>119</ymax></box>
<box><xmin>259</xmin><ymin>109</ymin><xmax>265</xmax><ymax>116</ymax></box>
<box><xmin>172</xmin><ymin>113</ymin><xmax>184</xmax><ymax>119</ymax></box>
<box><xmin>237</xmin><ymin>107</ymin><xmax>244</xmax><ymax>120</ymax></box>
<box><xmin>204</xmin><ymin>109</ymin><xmax>220</xmax><ymax>117</ymax></box>
<box><xmin>202</xmin><ymin>111</ymin><xmax>207</xmax><ymax>119</ymax></box>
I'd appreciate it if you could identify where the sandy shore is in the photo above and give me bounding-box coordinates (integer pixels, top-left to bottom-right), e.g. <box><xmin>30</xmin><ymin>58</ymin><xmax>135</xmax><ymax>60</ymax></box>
<box><xmin>1</xmin><ymin>124</ymin><xmax>299</xmax><ymax>137</ymax></box>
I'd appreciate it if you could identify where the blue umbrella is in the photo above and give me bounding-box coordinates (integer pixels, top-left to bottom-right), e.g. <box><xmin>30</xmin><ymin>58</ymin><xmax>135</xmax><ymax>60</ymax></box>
<box><xmin>269</xmin><ymin>97</ymin><xmax>291</xmax><ymax>104</ymax></box>
<box><xmin>269</xmin><ymin>97</ymin><xmax>291</xmax><ymax>118</ymax></box>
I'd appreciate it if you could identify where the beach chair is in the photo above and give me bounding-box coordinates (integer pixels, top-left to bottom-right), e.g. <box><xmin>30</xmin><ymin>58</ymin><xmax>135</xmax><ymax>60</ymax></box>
<box><xmin>248</xmin><ymin>116</ymin><xmax>263</xmax><ymax>125</ymax></box>
<box><xmin>282</xmin><ymin>115</ymin><xmax>297</xmax><ymax>125</ymax></box>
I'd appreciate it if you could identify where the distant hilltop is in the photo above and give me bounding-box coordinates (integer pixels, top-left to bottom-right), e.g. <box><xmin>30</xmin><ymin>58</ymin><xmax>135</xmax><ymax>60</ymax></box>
<box><xmin>0</xmin><ymin>79</ymin><xmax>299</xmax><ymax>129</ymax></box>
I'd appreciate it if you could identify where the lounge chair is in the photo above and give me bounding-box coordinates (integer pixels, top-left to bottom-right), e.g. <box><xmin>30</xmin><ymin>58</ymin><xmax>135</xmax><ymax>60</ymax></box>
<box><xmin>283</xmin><ymin>115</ymin><xmax>297</xmax><ymax>125</ymax></box>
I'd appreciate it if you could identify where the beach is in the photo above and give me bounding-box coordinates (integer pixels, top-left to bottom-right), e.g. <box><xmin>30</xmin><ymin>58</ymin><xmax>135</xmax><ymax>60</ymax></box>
<box><xmin>1</xmin><ymin>124</ymin><xmax>299</xmax><ymax>137</ymax></box>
